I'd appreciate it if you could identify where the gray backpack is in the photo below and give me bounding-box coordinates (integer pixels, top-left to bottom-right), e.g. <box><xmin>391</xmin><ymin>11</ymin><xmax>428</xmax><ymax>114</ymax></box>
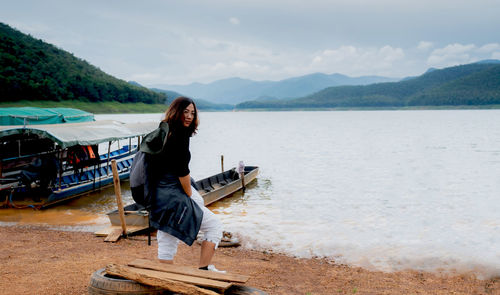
<box><xmin>130</xmin><ymin>122</ymin><xmax>169</xmax><ymax>207</ymax></box>
<box><xmin>129</xmin><ymin>150</ymin><xmax>149</xmax><ymax>208</ymax></box>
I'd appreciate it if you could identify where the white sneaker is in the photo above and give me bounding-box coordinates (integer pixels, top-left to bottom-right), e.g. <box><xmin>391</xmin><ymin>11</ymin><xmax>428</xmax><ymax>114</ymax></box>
<box><xmin>207</xmin><ymin>264</ymin><xmax>226</xmax><ymax>273</ymax></box>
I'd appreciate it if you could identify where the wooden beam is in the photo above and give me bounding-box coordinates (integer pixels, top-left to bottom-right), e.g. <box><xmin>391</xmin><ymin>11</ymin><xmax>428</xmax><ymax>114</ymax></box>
<box><xmin>95</xmin><ymin>225</ymin><xmax>148</xmax><ymax>237</ymax></box>
<box><xmin>111</xmin><ymin>159</ymin><xmax>127</xmax><ymax>236</ymax></box>
<box><xmin>129</xmin><ymin>259</ymin><xmax>249</xmax><ymax>283</ymax></box>
<box><xmin>105</xmin><ymin>264</ymin><xmax>221</xmax><ymax>295</ymax></box>
<box><xmin>104</xmin><ymin>228</ymin><xmax>122</xmax><ymax>242</ymax></box>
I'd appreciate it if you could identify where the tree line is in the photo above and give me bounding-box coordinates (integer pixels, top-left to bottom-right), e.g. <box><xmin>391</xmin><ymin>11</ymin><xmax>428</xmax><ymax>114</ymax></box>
<box><xmin>0</xmin><ymin>23</ymin><xmax>166</xmax><ymax>104</ymax></box>
<box><xmin>236</xmin><ymin>62</ymin><xmax>500</xmax><ymax>109</ymax></box>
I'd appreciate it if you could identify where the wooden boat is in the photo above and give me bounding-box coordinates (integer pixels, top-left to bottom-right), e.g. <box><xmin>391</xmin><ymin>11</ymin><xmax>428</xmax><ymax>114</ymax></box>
<box><xmin>0</xmin><ymin>107</ymin><xmax>157</xmax><ymax>209</ymax></box>
<box><xmin>106</xmin><ymin>166</ymin><xmax>259</xmax><ymax>227</ymax></box>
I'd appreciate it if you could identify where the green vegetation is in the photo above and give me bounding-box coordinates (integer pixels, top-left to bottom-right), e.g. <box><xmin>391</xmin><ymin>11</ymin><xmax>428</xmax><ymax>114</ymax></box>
<box><xmin>236</xmin><ymin>62</ymin><xmax>500</xmax><ymax>109</ymax></box>
<box><xmin>0</xmin><ymin>23</ymin><xmax>166</xmax><ymax>104</ymax></box>
<box><xmin>0</xmin><ymin>100</ymin><xmax>167</xmax><ymax>114</ymax></box>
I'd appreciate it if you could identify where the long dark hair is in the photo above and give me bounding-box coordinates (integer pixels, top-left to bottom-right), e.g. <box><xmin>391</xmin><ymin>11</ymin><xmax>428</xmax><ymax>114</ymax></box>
<box><xmin>162</xmin><ymin>96</ymin><xmax>199</xmax><ymax>136</ymax></box>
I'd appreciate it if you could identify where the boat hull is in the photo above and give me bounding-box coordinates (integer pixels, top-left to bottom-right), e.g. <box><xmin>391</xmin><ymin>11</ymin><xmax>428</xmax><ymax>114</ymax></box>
<box><xmin>2</xmin><ymin>147</ymin><xmax>136</xmax><ymax>209</ymax></box>
<box><xmin>201</xmin><ymin>166</ymin><xmax>259</xmax><ymax>206</ymax></box>
<box><xmin>107</xmin><ymin>203</ymin><xmax>149</xmax><ymax>227</ymax></box>
<box><xmin>107</xmin><ymin>166</ymin><xmax>259</xmax><ymax>227</ymax></box>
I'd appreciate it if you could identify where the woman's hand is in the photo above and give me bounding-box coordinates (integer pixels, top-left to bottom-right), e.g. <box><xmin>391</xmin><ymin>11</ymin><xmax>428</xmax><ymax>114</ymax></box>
<box><xmin>179</xmin><ymin>174</ymin><xmax>192</xmax><ymax>197</ymax></box>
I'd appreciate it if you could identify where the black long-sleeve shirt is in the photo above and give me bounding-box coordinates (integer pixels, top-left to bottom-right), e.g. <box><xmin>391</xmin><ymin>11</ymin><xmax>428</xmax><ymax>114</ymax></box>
<box><xmin>158</xmin><ymin>129</ymin><xmax>191</xmax><ymax>177</ymax></box>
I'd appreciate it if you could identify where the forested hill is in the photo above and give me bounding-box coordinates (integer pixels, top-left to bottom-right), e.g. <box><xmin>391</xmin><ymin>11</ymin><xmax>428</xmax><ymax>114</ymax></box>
<box><xmin>236</xmin><ymin>62</ymin><xmax>500</xmax><ymax>109</ymax></box>
<box><xmin>0</xmin><ymin>23</ymin><xmax>166</xmax><ymax>104</ymax></box>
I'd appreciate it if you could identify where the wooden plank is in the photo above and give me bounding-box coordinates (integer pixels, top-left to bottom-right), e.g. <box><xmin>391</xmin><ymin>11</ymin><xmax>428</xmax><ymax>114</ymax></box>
<box><xmin>95</xmin><ymin>225</ymin><xmax>148</xmax><ymax>237</ymax></box>
<box><xmin>104</xmin><ymin>228</ymin><xmax>122</xmax><ymax>242</ymax></box>
<box><xmin>111</xmin><ymin>160</ymin><xmax>127</xmax><ymax>235</ymax></box>
<box><xmin>105</xmin><ymin>264</ymin><xmax>222</xmax><ymax>295</ymax></box>
<box><xmin>129</xmin><ymin>267</ymin><xmax>231</xmax><ymax>290</ymax></box>
<box><xmin>129</xmin><ymin>259</ymin><xmax>250</xmax><ymax>284</ymax></box>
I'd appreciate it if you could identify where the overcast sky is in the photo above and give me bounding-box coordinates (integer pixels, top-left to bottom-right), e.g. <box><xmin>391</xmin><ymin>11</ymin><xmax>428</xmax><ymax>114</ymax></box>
<box><xmin>2</xmin><ymin>0</ymin><xmax>500</xmax><ymax>86</ymax></box>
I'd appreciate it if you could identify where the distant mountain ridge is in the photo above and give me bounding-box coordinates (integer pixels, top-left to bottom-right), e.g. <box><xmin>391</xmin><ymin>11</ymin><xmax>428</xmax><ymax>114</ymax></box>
<box><xmin>152</xmin><ymin>73</ymin><xmax>398</xmax><ymax>104</ymax></box>
<box><xmin>236</xmin><ymin>61</ymin><xmax>500</xmax><ymax>109</ymax></box>
<box><xmin>150</xmin><ymin>87</ymin><xmax>233</xmax><ymax>110</ymax></box>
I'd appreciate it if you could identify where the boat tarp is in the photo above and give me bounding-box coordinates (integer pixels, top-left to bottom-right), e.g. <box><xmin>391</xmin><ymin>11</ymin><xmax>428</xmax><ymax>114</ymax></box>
<box><xmin>0</xmin><ymin>120</ymin><xmax>158</xmax><ymax>148</ymax></box>
<box><xmin>0</xmin><ymin>107</ymin><xmax>94</xmax><ymax>125</ymax></box>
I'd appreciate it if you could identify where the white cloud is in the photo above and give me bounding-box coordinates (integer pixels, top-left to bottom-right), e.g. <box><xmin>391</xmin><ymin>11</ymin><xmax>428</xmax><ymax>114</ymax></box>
<box><xmin>308</xmin><ymin>45</ymin><xmax>405</xmax><ymax>77</ymax></box>
<box><xmin>417</xmin><ymin>41</ymin><xmax>433</xmax><ymax>51</ymax></box>
<box><xmin>427</xmin><ymin>43</ymin><xmax>477</xmax><ymax>68</ymax></box>
<box><xmin>229</xmin><ymin>17</ymin><xmax>240</xmax><ymax>25</ymax></box>
<box><xmin>478</xmin><ymin>43</ymin><xmax>500</xmax><ymax>53</ymax></box>
<box><xmin>7</xmin><ymin>21</ymin><xmax>51</xmax><ymax>34</ymax></box>
<box><xmin>425</xmin><ymin>43</ymin><xmax>500</xmax><ymax>69</ymax></box>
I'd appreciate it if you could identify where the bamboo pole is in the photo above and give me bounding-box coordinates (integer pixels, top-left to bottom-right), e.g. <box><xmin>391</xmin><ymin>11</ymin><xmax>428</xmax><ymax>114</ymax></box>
<box><xmin>221</xmin><ymin>155</ymin><xmax>224</xmax><ymax>172</ymax></box>
<box><xmin>111</xmin><ymin>160</ymin><xmax>127</xmax><ymax>236</ymax></box>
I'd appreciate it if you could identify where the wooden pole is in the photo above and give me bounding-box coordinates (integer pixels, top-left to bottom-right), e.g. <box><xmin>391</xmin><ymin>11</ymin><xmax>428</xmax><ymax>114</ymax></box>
<box><xmin>221</xmin><ymin>155</ymin><xmax>224</xmax><ymax>172</ymax></box>
<box><xmin>111</xmin><ymin>160</ymin><xmax>127</xmax><ymax>236</ymax></box>
<box><xmin>240</xmin><ymin>172</ymin><xmax>245</xmax><ymax>193</ymax></box>
<box><xmin>237</xmin><ymin>161</ymin><xmax>245</xmax><ymax>193</ymax></box>
<box><xmin>106</xmin><ymin>141</ymin><xmax>111</xmax><ymax>176</ymax></box>
<box><xmin>58</xmin><ymin>149</ymin><xmax>62</xmax><ymax>190</ymax></box>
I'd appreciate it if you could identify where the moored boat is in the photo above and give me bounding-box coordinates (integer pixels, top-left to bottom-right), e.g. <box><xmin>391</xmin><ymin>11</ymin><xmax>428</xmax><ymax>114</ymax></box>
<box><xmin>106</xmin><ymin>166</ymin><xmax>259</xmax><ymax>227</ymax></box>
<box><xmin>0</xmin><ymin>107</ymin><xmax>157</xmax><ymax>209</ymax></box>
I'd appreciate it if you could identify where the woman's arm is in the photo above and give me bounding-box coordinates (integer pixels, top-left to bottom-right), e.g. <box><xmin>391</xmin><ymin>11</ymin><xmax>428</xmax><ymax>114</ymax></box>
<box><xmin>179</xmin><ymin>174</ymin><xmax>192</xmax><ymax>197</ymax></box>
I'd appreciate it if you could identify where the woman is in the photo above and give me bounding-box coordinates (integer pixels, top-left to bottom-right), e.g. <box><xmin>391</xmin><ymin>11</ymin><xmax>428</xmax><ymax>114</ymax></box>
<box><xmin>146</xmin><ymin>96</ymin><xmax>224</xmax><ymax>272</ymax></box>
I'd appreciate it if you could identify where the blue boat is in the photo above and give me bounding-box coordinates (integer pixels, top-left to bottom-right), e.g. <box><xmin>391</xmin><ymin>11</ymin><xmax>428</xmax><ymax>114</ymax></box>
<box><xmin>0</xmin><ymin>107</ymin><xmax>157</xmax><ymax>209</ymax></box>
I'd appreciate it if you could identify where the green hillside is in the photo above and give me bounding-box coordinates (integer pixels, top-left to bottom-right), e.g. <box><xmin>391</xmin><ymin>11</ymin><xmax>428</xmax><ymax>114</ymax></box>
<box><xmin>0</xmin><ymin>23</ymin><xmax>166</xmax><ymax>104</ymax></box>
<box><xmin>236</xmin><ymin>62</ymin><xmax>500</xmax><ymax>109</ymax></box>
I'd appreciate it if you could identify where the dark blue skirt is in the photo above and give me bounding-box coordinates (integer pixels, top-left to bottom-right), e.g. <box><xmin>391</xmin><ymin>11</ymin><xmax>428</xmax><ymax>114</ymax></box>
<box><xmin>149</xmin><ymin>174</ymin><xmax>203</xmax><ymax>246</ymax></box>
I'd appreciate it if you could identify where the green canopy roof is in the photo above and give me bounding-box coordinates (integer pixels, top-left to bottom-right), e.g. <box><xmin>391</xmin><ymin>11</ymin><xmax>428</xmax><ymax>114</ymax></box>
<box><xmin>0</xmin><ymin>120</ymin><xmax>158</xmax><ymax>148</ymax></box>
<box><xmin>0</xmin><ymin>107</ymin><xmax>94</xmax><ymax>125</ymax></box>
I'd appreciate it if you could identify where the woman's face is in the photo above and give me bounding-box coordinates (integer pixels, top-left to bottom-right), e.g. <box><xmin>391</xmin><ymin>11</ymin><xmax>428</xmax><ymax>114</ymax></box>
<box><xmin>181</xmin><ymin>103</ymin><xmax>195</xmax><ymax>127</ymax></box>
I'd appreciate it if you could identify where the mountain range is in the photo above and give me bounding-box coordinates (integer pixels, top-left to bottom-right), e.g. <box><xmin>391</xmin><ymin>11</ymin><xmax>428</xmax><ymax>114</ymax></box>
<box><xmin>236</xmin><ymin>61</ymin><xmax>500</xmax><ymax>109</ymax></box>
<box><xmin>151</xmin><ymin>74</ymin><xmax>399</xmax><ymax>104</ymax></box>
<box><xmin>2</xmin><ymin>22</ymin><xmax>500</xmax><ymax>110</ymax></box>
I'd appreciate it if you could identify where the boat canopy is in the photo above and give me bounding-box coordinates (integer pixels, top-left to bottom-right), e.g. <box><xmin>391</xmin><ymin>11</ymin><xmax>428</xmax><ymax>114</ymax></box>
<box><xmin>0</xmin><ymin>120</ymin><xmax>158</xmax><ymax>148</ymax></box>
<box><xmin>0</xmin><ymin>107</ymin><xmax>95</xmax><ymax>125</ymax></box>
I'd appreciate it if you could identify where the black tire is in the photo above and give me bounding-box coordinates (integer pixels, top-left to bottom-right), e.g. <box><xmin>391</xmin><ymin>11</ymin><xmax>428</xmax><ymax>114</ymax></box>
<box><xmin>88</xmin><ymin>268</ymin><xmax>169</xmax><ymax>294</ymax></box>
<box><xmin>225</xmin><ymin>285</ymin><xmax>269</xmax><ymax>295</ymax></box>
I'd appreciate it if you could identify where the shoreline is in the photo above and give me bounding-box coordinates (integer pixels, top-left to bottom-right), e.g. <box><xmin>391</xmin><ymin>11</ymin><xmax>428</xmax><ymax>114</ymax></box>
<box><xmin>0</xmin><ymin>225</ymin><xmax>498</xmax><ymax>294</ymax></box>
<box><xmin>2</xmin><ymin>101</ymin><xmax>500</xmax><ymax>114</ymax></box>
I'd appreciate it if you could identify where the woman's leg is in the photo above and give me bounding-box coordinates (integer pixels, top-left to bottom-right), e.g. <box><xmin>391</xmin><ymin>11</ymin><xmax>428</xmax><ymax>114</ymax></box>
<box><xmin>199</xmin><ymin>240</ymin><xmax>216</xmax><ymax>267</ymax></box>
<box><xmin>157</xmin><ymin>230</ymin><xmax>179</xmax><ymax>264</ymax></box>
<box><xmin>190</xmin><ymin>187</ymin><xmax>223</xmax><ymax>268</ymax></box>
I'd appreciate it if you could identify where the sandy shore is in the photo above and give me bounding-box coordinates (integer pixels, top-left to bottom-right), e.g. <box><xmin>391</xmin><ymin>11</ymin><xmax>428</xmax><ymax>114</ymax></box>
<box><xmin>0</xmin><ymin>225</ymin><xmax>498</xmax><ymax>295</ymax></box>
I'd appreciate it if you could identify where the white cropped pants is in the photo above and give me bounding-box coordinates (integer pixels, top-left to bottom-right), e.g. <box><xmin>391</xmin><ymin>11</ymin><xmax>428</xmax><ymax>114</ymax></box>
<box><xmin>157</xmin><ymin>186</ymin><xmax>223</xmax><ymax>260</ymax></box>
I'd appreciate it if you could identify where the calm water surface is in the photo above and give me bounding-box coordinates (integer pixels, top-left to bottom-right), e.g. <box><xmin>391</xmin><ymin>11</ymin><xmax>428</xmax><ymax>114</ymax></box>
<box><xmin>3</xmin><ymin>110</ymin><xmax>500</xmax><ymax>277</ymax></box>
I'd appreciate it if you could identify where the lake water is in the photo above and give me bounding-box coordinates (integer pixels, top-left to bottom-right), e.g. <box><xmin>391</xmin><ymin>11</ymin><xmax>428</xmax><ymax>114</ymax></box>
<box><xmin>4</xmin><ymin>110</ymin><xmax>500</xmax><ymax>278</ymax></box>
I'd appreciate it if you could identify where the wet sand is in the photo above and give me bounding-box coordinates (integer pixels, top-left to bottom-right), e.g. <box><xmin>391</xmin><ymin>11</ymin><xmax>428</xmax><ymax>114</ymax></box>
<box><xmin>0</xmin><ymin>225</ymin><xmax>499</xmax><ymax>295</ymax></box>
